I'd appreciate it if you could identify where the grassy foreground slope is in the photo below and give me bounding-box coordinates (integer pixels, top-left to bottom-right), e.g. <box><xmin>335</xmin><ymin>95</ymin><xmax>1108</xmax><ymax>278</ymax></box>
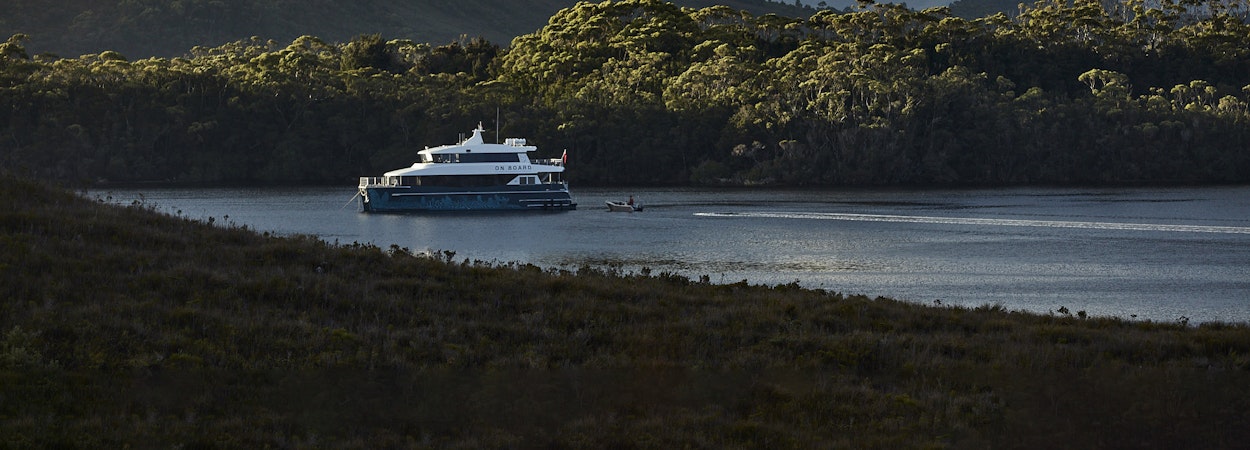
<box><xmin>1</xmin><ymin>173</ymin><xmax>1249</xmax><ymax>448</ymax></box>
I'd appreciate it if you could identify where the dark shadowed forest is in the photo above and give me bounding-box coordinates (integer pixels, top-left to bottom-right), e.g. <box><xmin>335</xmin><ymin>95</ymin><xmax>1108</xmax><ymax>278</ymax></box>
<box><xmin>1</xmin><ymin>0</ymin><xmax>1248</xmax><ymax>187</ymax></box>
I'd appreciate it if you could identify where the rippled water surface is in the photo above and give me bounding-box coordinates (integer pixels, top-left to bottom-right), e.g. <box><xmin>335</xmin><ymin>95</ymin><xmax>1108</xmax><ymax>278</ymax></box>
<box><xmin>90</xmin><ymin>185</ymin><xmax>1250</xmax><ymax>324</ymax></box>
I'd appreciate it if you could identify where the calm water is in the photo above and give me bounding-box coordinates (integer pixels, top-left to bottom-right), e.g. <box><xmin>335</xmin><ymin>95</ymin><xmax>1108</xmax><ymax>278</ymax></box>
<box><xmin>88</xmin><ymin>185</ymin><xmax>1250</xmax><ymax>324</ymax></box>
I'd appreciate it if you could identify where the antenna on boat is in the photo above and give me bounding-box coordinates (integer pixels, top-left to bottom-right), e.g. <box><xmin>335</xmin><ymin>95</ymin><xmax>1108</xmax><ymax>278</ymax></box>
<box><xmin>495</xmin><ymin>107</ymin><xmax>500</xmax><ymax>144</ymax></box>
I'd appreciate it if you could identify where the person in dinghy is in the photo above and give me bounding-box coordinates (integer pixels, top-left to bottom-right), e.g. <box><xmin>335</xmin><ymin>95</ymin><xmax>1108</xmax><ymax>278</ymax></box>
<box><xmin>606</xmin><ymin>195</ymin><xmax>642</xmax><ymax>212</ymax></box>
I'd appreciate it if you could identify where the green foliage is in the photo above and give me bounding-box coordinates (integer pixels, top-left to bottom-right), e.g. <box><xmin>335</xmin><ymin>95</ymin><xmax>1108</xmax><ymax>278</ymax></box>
<box><xmin>339</xmin><ymin>34</ymin><xmax>395</xmax><ymax>74</ymax></box>
<box><xmin>2</xmin><ymin>0</ymin><xmax>1250</xmax><ymax>186</ymax></box>
<box><xmin>1</xmin><ymin>174</ymin><xmax>1249</xmax><ymax>446</ymax></box>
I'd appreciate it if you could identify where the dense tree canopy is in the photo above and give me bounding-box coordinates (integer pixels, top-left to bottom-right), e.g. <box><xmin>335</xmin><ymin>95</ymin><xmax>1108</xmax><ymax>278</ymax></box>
<box><xmin>1</xmin><ymin>0</ymin><xmax>1248</xmax><ymax>186</ymax></box>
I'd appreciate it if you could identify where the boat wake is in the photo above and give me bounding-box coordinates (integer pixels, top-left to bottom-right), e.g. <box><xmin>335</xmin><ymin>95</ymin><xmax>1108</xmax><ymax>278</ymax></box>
<box><xmin>694</xmin><ymin>212</ymin><xmax>1250</xmax><ymax>235</ymax></box>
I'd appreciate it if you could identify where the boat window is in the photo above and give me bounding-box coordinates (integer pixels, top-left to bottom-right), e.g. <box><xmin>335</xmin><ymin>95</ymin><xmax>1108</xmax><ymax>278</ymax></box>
<box><xmin>417</xmin><ymin>175</ymin><xmax>516</xmax><ymax>187</ymax></box>
<box><xmin>459</xmin><ymin>153</ymin><xmax>521</xmax><ymax>163</ymax></box>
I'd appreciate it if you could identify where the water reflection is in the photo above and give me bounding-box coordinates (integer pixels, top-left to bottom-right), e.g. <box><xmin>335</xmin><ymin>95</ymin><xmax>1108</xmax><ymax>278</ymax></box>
<box><xmin>698</xmin><ymin>211</ymin><xmax>1250</xmax><ymax>234</ymax></box>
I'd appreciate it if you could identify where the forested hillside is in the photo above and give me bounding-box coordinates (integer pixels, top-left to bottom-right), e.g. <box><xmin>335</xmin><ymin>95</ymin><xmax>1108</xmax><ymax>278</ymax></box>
<box><xmin>1</xmin><ymin>0</ymin><xmax>1248</xmax><ymax>186</ymax></box>
<box><xmin>0</xmin><ymin>0</ymin><xmax>815</xmax><ymax>58</ymax></box>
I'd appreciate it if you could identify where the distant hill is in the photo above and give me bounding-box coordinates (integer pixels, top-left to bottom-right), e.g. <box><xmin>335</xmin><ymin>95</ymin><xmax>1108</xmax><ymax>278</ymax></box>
<box><xmin>947</xmin><ymin>0</ymin><xmax>1022</xmax><ymax>18</ymax></box>
<box><xmin>784</xmin><ymin>0</ymin><xmax>1017</xmax><ymax>18</ymax></box>
<box><xmin>787</xmin><ymin>0</ymin><xmax>957</xmax><ymax>10</ymax></box>
<box><xmin>1</xmin><ymin>0</ymin><xmax>816</xmax><ymax>59</ymax></box>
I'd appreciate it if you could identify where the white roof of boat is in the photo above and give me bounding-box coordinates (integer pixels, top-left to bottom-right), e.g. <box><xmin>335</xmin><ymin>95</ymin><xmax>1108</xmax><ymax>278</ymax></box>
<box><xmin>419</xmin><ymin>125</ymin><xmax>535</xmax><ymax>155</ymax></box>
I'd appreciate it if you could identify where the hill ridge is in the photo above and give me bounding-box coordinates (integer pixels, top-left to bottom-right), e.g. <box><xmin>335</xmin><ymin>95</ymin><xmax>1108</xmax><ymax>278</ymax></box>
<box><xmin>2</xmin><ymin>0</ymin><xmax>817</xmax><ymax>58</ymax></box>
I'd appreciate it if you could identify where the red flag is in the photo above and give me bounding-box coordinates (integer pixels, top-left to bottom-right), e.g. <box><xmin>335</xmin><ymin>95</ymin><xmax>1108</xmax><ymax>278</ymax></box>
<box><xmin>561</xmin><ymin>149</ymin><xmax>568</xmax><ymax>165</ymax></box>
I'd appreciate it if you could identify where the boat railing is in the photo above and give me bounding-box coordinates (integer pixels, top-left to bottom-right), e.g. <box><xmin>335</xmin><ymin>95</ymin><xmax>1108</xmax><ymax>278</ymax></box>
<box><xmin>359</xmin><ymin>177</ymin><xmax>389</xmax><ymax>187</ymax></box>
<box><xmin>533</xmin><ymin>158</ymin><xmax>564</xmax><ymax>167</ymax></box>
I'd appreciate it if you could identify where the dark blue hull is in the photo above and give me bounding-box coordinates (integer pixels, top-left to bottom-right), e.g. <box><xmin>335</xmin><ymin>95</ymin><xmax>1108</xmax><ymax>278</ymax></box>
<box><xmin>360</xmin><ymin>185</ymin><xmax>576</xmax><ymax>212</ymax></box>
